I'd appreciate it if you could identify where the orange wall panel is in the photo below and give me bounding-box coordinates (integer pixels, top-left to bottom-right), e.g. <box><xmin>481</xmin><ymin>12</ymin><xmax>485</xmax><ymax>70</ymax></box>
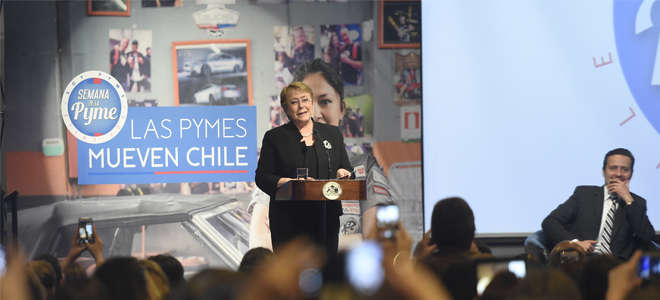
<box><xmin>372</xmin><ymin>142</ymin><xmax>421</xmax><ymax>177</ymax></box>
<box><xmin>80</xmin><ymin>184</ymin><xmax>120</xmax><ymax>197</ymax></box>
<box><xmin>6</xmin><ymin>151</ymin><xmax>68</xmax><ymax>196</ymax></box>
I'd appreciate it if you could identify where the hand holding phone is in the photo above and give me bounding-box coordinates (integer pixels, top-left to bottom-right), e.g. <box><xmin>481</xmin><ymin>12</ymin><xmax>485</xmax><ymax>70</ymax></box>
<box><xmin>476</xmin><ymin>258</ymin><xmax>527</xmax><ymax>296</ymax></box>
<box><xmin>0</xmin><ymin>244</ymin><xmax>6</xmax><ymax>278</ymax></box>
<box><xmin>637</xmin><ymin>253</ymin><xmax>660</xmax><ymax>280</ymax></box>
<box><xmin>78</xmin><ymin>217</ymin><xmax>94</xmax><ymax>245</ymax></box>
<box><xmin>413</xmin><ymin>229</ymin><xmax>437</xmax><ymax>259</ymax></box>
<box><xmin>64</xmin><ymin>220</ymin><xmax>104</xmax><ymax>273</ymax></box>
<box><xmin>346</xmin><ymin>241</ymin><xmax>384</xmax><ymax>296</ymax></box>
<box><xmin>377</xmin><ymin>205</ymin><xmax>399</xmax><ymax>239</ymax></box>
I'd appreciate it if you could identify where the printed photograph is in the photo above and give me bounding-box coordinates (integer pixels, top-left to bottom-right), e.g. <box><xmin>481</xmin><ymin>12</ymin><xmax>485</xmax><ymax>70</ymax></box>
<box><xmin>346</xmin><ymin>142</ymin><xmax>374</xmax><ymax>156</ymax></box>
<box><xmin>320</xmin><ymin>24</ymin><xmax>363</xmax><ymax>86</ymax></box>
<box><xmin>341</xmin><ymin>94</ymin><xmax>373</xmax><ymax>138</ymax></box>
<box><xmin>173</xmin><ymin>40</ymin><xmax>252</xmax><ymax>106</ymax></box>
<box><xmin>88</xmin><ymin>0</ymin><xmax>130</xmax><ymax>16</ymax></box>
<box><xmin>379</xmin><ymin>0</ymin><xmax>421</xmax><ymax>48</ymax></box>
<box><xmin>269</xmin><ymin>95</ymin><xmax>288</xmax><ymax>129</ymax></box>
<box><xmin>142</xmin><ymin>0</ymin><xmax>183</xmax><ymax>7</ymax></box>
<box><xmin>393</xmin><ymin>49</ymin><xmax>421</xmax><ymax>105</ymax></box>
<box><xmin>274</xmin><ymin>25</ymin><xmax>315</xmax><ymax>89</ymax></box>
<box><xmin>110</xmin><ymin>29</ymin><xmax>153</xmax><ymax>93</ymax></box>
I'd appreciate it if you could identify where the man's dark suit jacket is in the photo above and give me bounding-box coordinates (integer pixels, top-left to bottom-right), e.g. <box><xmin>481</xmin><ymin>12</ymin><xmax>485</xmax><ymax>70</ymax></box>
<box><xmin>126</xmin><ymin>51</ymin><xmax>148</xmax><ymax>78</ymax></box>
<box><xmin>542</xmin><ymin>185</ymin><xmax>655</xmax><ymax>259</ymax></box>
<box><xmin>255</xmin><ymin>120</ymin><xmax>352</xmax><ymax>252</ymax></box>
<box><xmin>110</xmin><ymin>49</ymin><xmax>129</xmax><ymax>84</ymax></box>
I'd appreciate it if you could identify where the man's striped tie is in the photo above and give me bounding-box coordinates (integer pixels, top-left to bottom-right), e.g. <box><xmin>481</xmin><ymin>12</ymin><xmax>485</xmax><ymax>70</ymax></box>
<box><xmin>594</xmin><ymin>195</ymin><xmax>618</xmax><ymax>255</ymax></box>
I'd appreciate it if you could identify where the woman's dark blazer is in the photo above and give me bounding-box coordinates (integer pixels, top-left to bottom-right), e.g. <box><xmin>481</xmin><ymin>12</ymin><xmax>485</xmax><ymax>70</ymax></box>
<box><xmin>255</xmin><ymin>120</ymin><xmax>352</xmax><ymax>221</ymax></box>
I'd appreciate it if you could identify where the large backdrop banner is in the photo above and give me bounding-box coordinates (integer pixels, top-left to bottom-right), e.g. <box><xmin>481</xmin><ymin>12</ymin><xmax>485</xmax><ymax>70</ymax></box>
<box><xmin>7</xmin><ymin>1</ymin><xmax>424</xmax><ymax>274</ymax></box>
<box><xmin>77</xmin><ymin>106</ymin><xmax>257</xmax><ymax>184</ymax></box>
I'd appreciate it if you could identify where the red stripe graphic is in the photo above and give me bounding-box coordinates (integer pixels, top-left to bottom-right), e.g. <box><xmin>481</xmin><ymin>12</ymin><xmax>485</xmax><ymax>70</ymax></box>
<box><xmin>93</xmin><ymin>78</ymin><xmax>102</xmax><ymax>84</ymax></box>
<box><xmin>373</xmin><ymin>185</ymin><xmax>391</xmax><ymax>197</ymax></box>
<box><xmin>154</xmin><ymin>170</ymin><xmax>248</xmax><ymax>175</ymax></box>
<box><xmin>94</xmin><ymin>133</ymin><xmax>103</xmax><ymax>136</ymax></box>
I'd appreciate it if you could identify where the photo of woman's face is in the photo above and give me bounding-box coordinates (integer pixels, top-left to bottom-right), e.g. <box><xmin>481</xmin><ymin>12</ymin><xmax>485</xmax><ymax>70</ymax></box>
<box><xmin>302</xmin><ymin>73</ymin><xmax>344</xmax><ymax>127</ymax></box>
<box><xmin>331</xmin><ymin>34</ymin><xmax>339</xmax><ymax>48</ymax></box>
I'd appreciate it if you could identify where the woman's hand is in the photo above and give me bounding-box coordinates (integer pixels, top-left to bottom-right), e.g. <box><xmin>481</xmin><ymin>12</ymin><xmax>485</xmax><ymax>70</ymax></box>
<box><xmin>606</xmin><ymin>250</ymin><xmax>643</xmax><ymax>300</ymax></box>
<box><xmin>61</xmin><ymin>226</ymin><xmax>89</xmax><ymax>272</ymax></box>
<box><xmin>237</xmin><ymin>238</ymin><xmax>325</xmax><ymax>300</ymax></box>
<box><xmin>336</xmin><ymin>168</ymin><xmax>351</xmax><ymax>179</ymax></box>
<box><xmin>413</xmin><ymin>229</ymin><xmax>437</xmax><ymax>260</ymax></box>
<box><xmin>85</xmin><ymin>225</ymin><xmax>104</xmax><ymax>267</ymax></box>
<box><xmin>277</xmin><ymin>178</ymin><xmax>293</xmax><ymax>188</ymax></box>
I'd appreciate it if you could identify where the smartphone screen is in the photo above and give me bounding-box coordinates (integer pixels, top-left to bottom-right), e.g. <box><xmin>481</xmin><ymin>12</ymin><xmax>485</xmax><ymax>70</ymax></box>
<box><xmin>346</xmin><ymin>241</ymin><xmax>384</xmax><ymax>296</ymax></box>
<box><xmin>0</xmin><ymin>244</ymin><xmax>6</xmax><ymax>278</ymax></box>
<box><xmin>476</xmin><ymin>259</ymin><xmax>526</xmax><ymax>296</ymax></box>
<box><xmin>78</xmin><ymin>227</ymin><xmax>87</xmax><ymax>240</ymax></box>
<box><xmin>637</xmin><ymin>254</ymin><xmax>660</xmax><ymax>279</ymax></box>
<box><xmin>85</xmin><ymin>223</ymin><xmax>93</xmax><ymax>239</ymax></box>
<box><xmin>78</xmin><ymin>218</ymin><xmax>94</xmax><ymax>244</ymax></box>
<box><xmin>377</xmin><ymin>205</ymin><xmax>399</xmax><ymax>239</ymax></box>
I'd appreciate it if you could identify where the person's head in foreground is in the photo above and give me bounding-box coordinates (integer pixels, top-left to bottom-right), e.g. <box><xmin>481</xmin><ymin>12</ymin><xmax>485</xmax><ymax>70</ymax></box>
<box><xmin>431</xmin><ymin>197</ymin><xmax>475</xmax><ymax>252</ymax></box>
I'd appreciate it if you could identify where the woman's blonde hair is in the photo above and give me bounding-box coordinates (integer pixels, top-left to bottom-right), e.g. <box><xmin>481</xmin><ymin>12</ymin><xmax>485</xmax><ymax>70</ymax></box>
<box><xmin>279</xmin><ymin>81</ymin><xmax>313</xmax><ymax>108</ymax></box>
<box><xmin>139</xmin><ymin>259</ymin><xmax>171</xmax><ymax>300</ymax></box>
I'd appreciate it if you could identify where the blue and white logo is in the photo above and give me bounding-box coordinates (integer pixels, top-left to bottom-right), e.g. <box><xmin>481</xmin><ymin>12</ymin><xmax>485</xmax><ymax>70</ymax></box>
<box><xmin>614</xmin><ymin>0</ymin><xmax>660</xmax><ymax>135</ymax></box>
<box><xmin>61</xmin><ymin>71</ymin><xmax>127</xmax><ymax>144</ymax></box>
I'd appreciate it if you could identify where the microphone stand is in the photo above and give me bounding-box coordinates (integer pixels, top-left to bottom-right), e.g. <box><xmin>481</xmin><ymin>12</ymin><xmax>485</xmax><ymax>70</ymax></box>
<box><xmin>314</xmin><ymin>129</ymin><xmax>331</xmax><ymax>250</ymax></box>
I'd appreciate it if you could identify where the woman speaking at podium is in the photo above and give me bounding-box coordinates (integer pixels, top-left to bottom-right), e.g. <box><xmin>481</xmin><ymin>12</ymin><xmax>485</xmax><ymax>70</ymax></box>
<box><xmin>255</xmin><ymin>81</ymin><xmax>352</xmax><ymax>257</ymax></box>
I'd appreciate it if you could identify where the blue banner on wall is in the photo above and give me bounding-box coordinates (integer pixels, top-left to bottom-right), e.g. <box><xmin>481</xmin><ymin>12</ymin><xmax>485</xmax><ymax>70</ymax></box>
<box><xmin>78</xmin><ymin>106</ymin><xmax>257</xmax><ymax>184</ymax></box>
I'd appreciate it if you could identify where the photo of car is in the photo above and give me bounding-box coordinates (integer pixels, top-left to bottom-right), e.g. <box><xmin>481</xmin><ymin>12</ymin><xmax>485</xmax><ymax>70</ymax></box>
<box><xmin>17</xmin><ymin>194</ymin><xmax>252</xmax><ymax>276</ymax></box>
<box><xmin>193</xmin><ymin>83</ymin><xmax>241</xmax><ymax>105</ymax></box>
<box><xmin>184</xmin><ymin>53</ymin><xmax>244</xmax><ymax>76</ymax></box>
<box><xmin>174</xmin><ymin>41</ymin><xmax>251</xmax><ymax>106</ymax></box>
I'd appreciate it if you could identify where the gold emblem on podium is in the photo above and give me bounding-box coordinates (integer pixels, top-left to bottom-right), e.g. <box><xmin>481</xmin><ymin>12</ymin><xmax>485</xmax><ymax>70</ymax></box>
<box><xmin>322</xmin><ymin>181</ymin><xmax>342</xmax><ymax>200</ymax></box>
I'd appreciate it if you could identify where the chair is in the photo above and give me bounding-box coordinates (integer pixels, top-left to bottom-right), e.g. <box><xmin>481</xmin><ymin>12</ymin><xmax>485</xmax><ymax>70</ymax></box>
<box><xmin>524</xmin><ymin>230</ymin><xmax>552</xmax><ymax>266</ymax></box>
<box><xmin>548</xmin><ymin>240</ymin><xmax>587</xmax><ymax>268</ymax></box>
<box><xmin>525</xmin><ymin>230</ymin><xmax>660</xmax><ymax>266</ymax></box>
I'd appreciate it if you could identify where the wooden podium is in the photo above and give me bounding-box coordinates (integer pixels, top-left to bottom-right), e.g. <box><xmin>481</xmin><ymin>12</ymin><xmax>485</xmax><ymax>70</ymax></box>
<box><xmin>274</xmin><ymin>179</ymin><xmax>367</xmax><ymax>255</ymax></box>
<box><xmin>275</xmin><ymin>179</ymin><xmax>367</xmax><ymax>201</ymax></box>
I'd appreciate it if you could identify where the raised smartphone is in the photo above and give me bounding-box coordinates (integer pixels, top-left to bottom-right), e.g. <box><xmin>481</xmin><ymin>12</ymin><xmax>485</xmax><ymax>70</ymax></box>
<box><xmin>78</xmin><ymin>217</ymin><xmax>94</xmax><ymax>244</ymax></box>
<box><xmin>376</xmin><ymin>205</ymin><xmax>399</xmax><ymax>239</ymax></box>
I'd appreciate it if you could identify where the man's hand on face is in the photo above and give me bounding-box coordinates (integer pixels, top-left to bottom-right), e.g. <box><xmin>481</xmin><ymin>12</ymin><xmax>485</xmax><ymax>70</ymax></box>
<box><xmin>607</xmin><ymin>179</ymin><xmax>633</xmax><ymax>204</ymax></box>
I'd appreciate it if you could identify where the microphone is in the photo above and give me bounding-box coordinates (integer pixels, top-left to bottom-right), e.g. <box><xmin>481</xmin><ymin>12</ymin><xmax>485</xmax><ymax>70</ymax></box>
<box><xmin>314</xmin><ymin>129</ymin><xmax>333</xmax><ymax>179</ymax></box>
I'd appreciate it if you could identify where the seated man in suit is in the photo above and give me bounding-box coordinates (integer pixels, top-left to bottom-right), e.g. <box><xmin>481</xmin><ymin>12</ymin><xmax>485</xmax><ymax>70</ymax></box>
<box><xmin>542</xmin><ymin>148</ymin><xmax>655</xmax><ymax>259</ymax></box>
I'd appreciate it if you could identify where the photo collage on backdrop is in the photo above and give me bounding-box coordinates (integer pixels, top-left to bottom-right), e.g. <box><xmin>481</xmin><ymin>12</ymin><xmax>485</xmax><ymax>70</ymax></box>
<box><xmin>274</xmin><ymin>25</ymin><xmax>315</xmax><ymax>89</ymax></box>
<box><xmin>110</xmin><ymin>29</ymin><xmax>153</xmax><ymax>94</ymax></box>
<box><xmin>99</xmin><ymin>2</ymin><xmax>422</xmax><ymax>210</ymax></box>
<box><xmin>272</xmin><ymin>23</ymin><xmax>370</xmax><ymax>152</ymax></box>
<box><xmin>174</xmin><ymin>41</ymin><xmax>250</xmax><ymax>106</ymax></box>
<box><xmin>320</xmin><ymin>24</ymin><xmax>363</xmax><ymax>86</ymax></box>
<box><xmin>393</xmin><ymin>49</ymin><xmax>421</xmax><ymax>105</ymax></box>
<box><xmin>8</xmin><ymin>1</ymin><xmax>426</xmax><ymax>275</ymax></box>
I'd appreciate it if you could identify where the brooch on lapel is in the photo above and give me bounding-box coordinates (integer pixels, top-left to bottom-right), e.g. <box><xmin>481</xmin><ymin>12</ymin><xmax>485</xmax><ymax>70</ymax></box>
<box><xmin>323</xmin><ymin>140</ymin><xmax>332</xmax><ymax>150</ymax></box>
